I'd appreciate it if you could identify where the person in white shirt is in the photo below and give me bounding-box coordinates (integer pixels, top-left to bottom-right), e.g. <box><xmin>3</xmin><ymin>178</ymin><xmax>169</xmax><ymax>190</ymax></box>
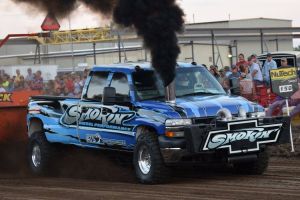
<box><xmin>251</xmin><ymin>54</ymin><xmax>263</xmax><ymax>69</ymax></box>
<box><xmin>262</xmin><ymin>53</ymin><xmax>277</xmax><ymax>87</ymax></box>
<box><xmin>248</xmin><ymin>56</ymin><xmax>263</xmax><ymax>85</ymax></box>
<box><xmin>0</xmin><ymin>87</ymin><xmax>5</xmax><ymax>93</ymax></box>
<box><xmin>25</xmin><ymin>68</ymin><xmax>34</xmax><ymax>82</ymax></box>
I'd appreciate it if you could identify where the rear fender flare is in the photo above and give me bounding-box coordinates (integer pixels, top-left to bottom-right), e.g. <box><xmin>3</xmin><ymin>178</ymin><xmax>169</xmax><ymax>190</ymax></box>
<box><xmin>28</xmin><ymin>118</ymin><xmax>44</xmax><ymax>137</ymax></box>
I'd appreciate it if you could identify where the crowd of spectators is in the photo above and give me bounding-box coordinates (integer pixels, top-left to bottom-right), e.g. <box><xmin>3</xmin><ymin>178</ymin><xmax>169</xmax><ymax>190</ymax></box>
<box><xmin>207</xmin><ymin>53</ymin><xmax>300</xmax><ymax>119</ymax></box>
<box><xmin>1</xmin><ymin>58</ymin><xmax>299</xmax><ymax>118</ymax></box>
<box><xmin>0</xmin><ymin>68</ymin><xmax>44</xmax><ymax>92</ymax></box>
<box><xmin>207</xmin><ymin>53</ymin><xmax>293</xmax><ymax>95</ymax></box>
<box><xmin>0</xmin><ymin>68</ymin><xmax>89</xmax><ymax>98</ymax></box>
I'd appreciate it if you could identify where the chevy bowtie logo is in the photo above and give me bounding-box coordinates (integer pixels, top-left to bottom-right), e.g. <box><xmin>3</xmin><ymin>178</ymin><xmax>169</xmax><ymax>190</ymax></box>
<box><xmin>203</xmin><ymin>120</ymin><xmax>282</xmax><ymax>154</ymax></box>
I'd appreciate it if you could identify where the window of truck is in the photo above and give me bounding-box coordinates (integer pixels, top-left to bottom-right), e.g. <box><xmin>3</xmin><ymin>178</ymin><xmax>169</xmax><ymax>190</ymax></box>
<box><xmin>110</xmin><ymin>72</ymin><xmax>130</xmax><ymax>98</ymax></box>
<box><xmin>86</xmin><ymin>71</ymin><xmax>109</xmax><ymax>101</ymax></box>
<box><xmin>132</xmin><ymin>67</ymin><xmax>225</xmax><ymax>101</ymax></box>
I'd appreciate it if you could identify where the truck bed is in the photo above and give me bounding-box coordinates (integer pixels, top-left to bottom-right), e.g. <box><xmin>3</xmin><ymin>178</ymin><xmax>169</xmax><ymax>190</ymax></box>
<box><xmin>31</xmin><ymin>95</ymin><xmax>80</xmax><ymax>101</ymax></box>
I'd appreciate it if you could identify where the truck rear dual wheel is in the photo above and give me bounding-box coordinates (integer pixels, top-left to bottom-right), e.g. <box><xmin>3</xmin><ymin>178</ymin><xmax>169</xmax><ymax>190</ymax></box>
<box><xmin>28</xmin><ymin>131</ymin><xmax>56</xmax><ymax>176</ymax></box>
<box><xmin>233</xmin><ymin>149</ymin><xmax>269</xmax><ymax>175</ymax></box>
<box><xmin>134</xmin><ymin>132</ymin><xmax>169</xmax><ymax>184</ymax></box>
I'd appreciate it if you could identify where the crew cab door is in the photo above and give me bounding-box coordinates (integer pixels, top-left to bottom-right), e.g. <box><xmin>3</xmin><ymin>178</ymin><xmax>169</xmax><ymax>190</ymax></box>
<box><xmin>77</xmin><ymin>71</ymin><xmax>136</xmax><ymax>149</ymax></box>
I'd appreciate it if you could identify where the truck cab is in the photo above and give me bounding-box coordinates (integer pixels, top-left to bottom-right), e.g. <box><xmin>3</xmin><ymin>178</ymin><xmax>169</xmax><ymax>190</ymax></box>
<box><xmin>27</xmin><ymin>62</ymin><xmax>290</xmax><ymax>183</ymax></box>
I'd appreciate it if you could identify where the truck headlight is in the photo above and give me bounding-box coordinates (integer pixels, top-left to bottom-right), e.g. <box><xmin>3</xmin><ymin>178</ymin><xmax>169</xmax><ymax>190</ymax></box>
<box><xmin>216</xmin><ymin>108</ymin><xmax>232</xmax><ymax>121</ymax></box>
<box><xmin>165</xmin><ymin>119</ymin><xmax>192</xmax><ymax>127</ymax></box>
<box><xmin>249</xmin><ymin>111</ymin><xmax>266</xmax><ymax>118</ymax></box>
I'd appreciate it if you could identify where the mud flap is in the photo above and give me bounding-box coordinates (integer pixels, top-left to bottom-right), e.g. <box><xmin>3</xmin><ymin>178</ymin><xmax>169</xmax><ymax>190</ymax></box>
<box><xmin>270</xmin><ymin>117</ymin><xmax>291</xmax><ymax>145</ymax></box>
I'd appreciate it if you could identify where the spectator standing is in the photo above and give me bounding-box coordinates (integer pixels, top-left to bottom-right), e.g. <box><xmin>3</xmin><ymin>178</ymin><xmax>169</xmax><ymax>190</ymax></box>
<box><xmin>236</xmin><ymin>53</ymin><xmax>249</xmax><ymax>71</ymax></box>
<box><xmin>262</xmin><ymin>53</ymin><xmax>277</xmax><ymax>87</ymax></box>
<box><xmin>65</xmin><ymin>75</ymin><xmax>75</xmax><ymax>94</ymax></box>
<box><xmin>218</xmin><ymin>69</ymin><xmax>229</xmax><ymax>91</ymax></box>
<box><xmin>239</xmin><ymin>65</ymin><xmax>254</xmax><ymax>99</ymax></box>
<box><xmin>251</xmin><ymin>54</ymin><xmax>262</xmax><ymax>69</ymax></box>
<box><xmin>54</xmin><ymin>76</ymin><xmax>63</xmax><ymax>95</ymax></box>
<box><xmin>224</xmin><ymin>66</ymin><xmax>232</xmax><ymax>77</ymax></box>
<box><xmin>240</xmin><ymin>65</ymin><xmax>252</xmax><ymax>80</ymax></box>
<box><xmin>7</xmin><ymin>77</ymin><xmax>15</xmax><ymax>92</ymax></box>
<box><xmin>0</xmin><ymin>77</ymin><xmax>6</xmax><ymax>92</ymax></box>
<box><xmin>228</xmin><ymin>65</ymin><xmax>241</xmax><ymax>95</ymax></box>
<box><xmin>44</xmin><ymin>80</ymin><xmax>56</xmax><ymax>95</ymax></box>
<box><xmin>0</xmin><ymin>86</ymin><xmax>5</xmax><ymax>93</ymax></box>
<box><xmin>31</xmin><ymin>70</ymin><xmax>43</xmax><ymax>90</ymax></box>
<box><xmin>83</xmin><ymin>68</ymin><xmax>90</xmax><ymax>83</ymax></box>
<box><xmin>209</xmin><ymin>65</ymin><xmax>221</xmax><ymax>81</ymax></box>
<box><xmin>280</xmin><ymin>57</ymin><xmax>290</xmax><ymax>68</ymax></box>
<box><xmin>64</xmin><ymin>87</ymin><xmax>75</xmax><ymax>97</ymax></box>
<box><xmin>14</xmin><ymin>75</ymin><xmax>26</xmax><ymax>90</ymax></box>
<box><xmin>1</xmin><ymin>74</ymin><xmax>10</xmax><ymax>91</ymax></box>
<box><xmin>74</xmin><ymin>75</ymin><xmax>83</xmax><ymax>97</ymax></box>
<box><xmin>25</xmin><ymin>68</ymin><xmax>34</xmax><ymax>87</ymax></box>
<box><xmin>248</xmin><ymin>57</ymin><xmax>263</xmax><ymax>85</ymax></box>
<box><xmin>25</xmin><ymin>68</ymin><xmax>34</xmax><ymax>81</ymax></box>
<box><xmin>14</xmin><ymin>69</ymin><xmax>22</xmax><ymax>84</ymax></box>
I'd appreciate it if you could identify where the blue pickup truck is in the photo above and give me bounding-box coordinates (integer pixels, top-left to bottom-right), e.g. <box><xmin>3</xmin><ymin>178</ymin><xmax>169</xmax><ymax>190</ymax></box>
<box><xmin>27</xmin><ymin>62</ymin><xmax>290</xmax><ymax>183</ymax></box>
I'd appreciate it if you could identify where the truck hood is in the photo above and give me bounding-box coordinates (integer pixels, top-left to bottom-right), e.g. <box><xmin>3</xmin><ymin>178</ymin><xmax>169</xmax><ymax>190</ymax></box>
<box><xmin>137</xmin><ymin>95</ymin><xmax>263</xmax><ymax>120</ymax></box>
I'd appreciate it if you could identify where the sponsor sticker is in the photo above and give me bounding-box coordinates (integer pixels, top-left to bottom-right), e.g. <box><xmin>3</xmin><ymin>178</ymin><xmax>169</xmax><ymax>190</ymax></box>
<box><xmin>85</xmin><ymin>134</ymin><xmax>126</xmax><ymax>146</ymax></box>
<box><xmin>270</xmin><ymin>67</ymin><xmax>299</xmax><ymax>98</ymax></box>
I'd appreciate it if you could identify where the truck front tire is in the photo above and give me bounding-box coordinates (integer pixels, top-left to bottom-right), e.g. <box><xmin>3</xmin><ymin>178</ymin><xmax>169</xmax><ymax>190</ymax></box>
<box><xmin>233</xmin><ymin>149</ymin><xmax>269</xmax><ymax>175</ymax></box>
<box><xmin>28</xmin><ymin>131</ymin><xmax>55</xmax><ymax>176</ymax></box>
<box><xmin>134</xmin><ymin>132</ymin><xmax>169</xmax><ymax>184</ymax></box>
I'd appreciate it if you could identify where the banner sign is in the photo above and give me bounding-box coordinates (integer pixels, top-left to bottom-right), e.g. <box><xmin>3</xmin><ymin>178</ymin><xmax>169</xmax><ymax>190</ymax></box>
<box><xmin>0</xmin><ymin>90</ymin><xmax>41</xmax><ymax>107</ymax></box>
<box><xmin>0</xmin><ymin>93</ymin><xmax>12</xmax><ymax>102</ymax></box>
<box><xmin>270</xmin><ymin>67</ymin><xmax>299</xmax><ymax>98</ymax></box>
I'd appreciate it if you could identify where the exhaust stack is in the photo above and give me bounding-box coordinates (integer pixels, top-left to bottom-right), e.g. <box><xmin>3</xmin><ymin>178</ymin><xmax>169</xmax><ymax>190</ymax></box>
<box><xmin>165</xmin><ymin>80</ymin><xmax>176</xmax><ymax>105</ymax></box>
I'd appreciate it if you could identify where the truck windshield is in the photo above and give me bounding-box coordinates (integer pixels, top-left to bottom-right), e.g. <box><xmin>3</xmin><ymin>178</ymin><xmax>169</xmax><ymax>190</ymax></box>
<box><xmin>132</xmin><ymin>67</ymin><xmax>226</xmax><ymax>101</ymax></box>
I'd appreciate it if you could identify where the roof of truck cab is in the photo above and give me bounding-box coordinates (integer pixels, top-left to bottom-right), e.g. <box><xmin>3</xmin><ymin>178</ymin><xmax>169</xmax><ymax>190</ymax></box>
<box><xmin>91</xmin><ymin>62</ymin><xmax>202</xmax><ymax>73</ymax></box>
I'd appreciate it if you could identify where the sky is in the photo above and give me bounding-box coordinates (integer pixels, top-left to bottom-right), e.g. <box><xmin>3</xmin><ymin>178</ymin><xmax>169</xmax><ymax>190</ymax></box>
<box><xmin>1</xmin><ymin>0</ymin><xmax>300</xmax><ymax>45</ymax></box>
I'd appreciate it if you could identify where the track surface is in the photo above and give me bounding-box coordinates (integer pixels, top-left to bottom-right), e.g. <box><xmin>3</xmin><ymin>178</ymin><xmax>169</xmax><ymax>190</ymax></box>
<box><xmin>1</xmin><ymin>127</ymin><xmax>300</xmax><ymax>200</ymax></box>
<box><xmin>0</xmin><ymin>156</ymin><xmax>300</xmax><ymax>200</ymax></box>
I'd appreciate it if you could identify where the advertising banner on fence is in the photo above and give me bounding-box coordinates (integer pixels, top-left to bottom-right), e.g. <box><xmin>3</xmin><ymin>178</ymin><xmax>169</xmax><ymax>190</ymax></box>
<box><xmin>270</xmin><ymin>67</ymin><xmax>299</xmax><ymax>98</ymax></box>
<box><xmin>0</xmin><ymin>90</ymin><xmax>41</xmax><ymax>107</ymax></box>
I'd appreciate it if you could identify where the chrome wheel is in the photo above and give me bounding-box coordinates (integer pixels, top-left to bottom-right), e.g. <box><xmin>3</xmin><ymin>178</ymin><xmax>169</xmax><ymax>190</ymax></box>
<box><xmin>32</xmin><ymin>144</ymin><xmax>41</xmax><ymax>168</ymax></box>
<box><xmin>138</xmin><ymin>145</ymin><xmax>151</xmax><ymax>174</ymax></box>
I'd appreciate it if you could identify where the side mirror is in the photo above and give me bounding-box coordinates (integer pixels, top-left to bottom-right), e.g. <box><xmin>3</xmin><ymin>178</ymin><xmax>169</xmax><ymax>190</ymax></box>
<box><xmin>102</xmin><ymin>87</ymin><xmax>116</xmax><ymax>105</ymax></box>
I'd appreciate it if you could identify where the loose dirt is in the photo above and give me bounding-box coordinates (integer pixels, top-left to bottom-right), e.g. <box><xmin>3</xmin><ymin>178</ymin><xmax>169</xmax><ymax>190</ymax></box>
<box><xmin>0</xmin><ymin>128</ymin><xmax>299</xmax><ymax>200</ymax></box>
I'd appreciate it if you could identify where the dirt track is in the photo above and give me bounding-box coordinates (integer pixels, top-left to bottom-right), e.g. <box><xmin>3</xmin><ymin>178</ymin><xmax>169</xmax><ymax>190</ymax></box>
<box><xmin>1</xmin><ymin>128</ymin><xmax>300</xmax><ymax>200</ymax></box>
<box><xmin>0</xmin><ymin>156</ymin><xmax>300</xmax><ymax>200</ymax></box>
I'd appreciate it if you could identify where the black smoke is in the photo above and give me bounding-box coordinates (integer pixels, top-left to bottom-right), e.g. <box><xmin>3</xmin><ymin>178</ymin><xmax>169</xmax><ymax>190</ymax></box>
<box><xmin>12</xmin><ymin>0</ymin><xmax>184</xmax><ymax>86</ymax></box>
<box><xmin>114</xmin><ymin>0</ymin><xmax>184</xmax><ymax>86</ymax></box>
<box><xmin>13</xmin><ymin>0</ymin><xmax>115</xmax><ymax>17</ymax></box>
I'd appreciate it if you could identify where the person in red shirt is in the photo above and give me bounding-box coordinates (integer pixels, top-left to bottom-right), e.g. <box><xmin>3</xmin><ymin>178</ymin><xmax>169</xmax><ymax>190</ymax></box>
<box><xmin>236</xmin><ymin>53</ymin><xmax>249</xmax><ymax>71</ymax></box>
<box><xmin>65</xmin><ymin>74</ymin><xmax>75</xmax><ymax>93</ymax></box>
<box><xmin>31</xmin><ymin>70</ymin><xmax>43</xmax><ymax>90</ymax></box>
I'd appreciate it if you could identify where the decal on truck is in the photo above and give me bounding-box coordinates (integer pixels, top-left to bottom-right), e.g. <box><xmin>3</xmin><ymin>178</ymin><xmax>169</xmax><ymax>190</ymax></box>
<box><xmin>203</xmin><ymin>120</ymin><xmax>282</xmax><ymax>154</ymax></box>
<box><xmin>86</xmin><ymin>134</ymin><xmax>126</xmax><ymax>146</ymax></box>
<box><xmin>60</xmin><ymin>105</ymin><xmax>136</xmax><ymax>133</ymax></box>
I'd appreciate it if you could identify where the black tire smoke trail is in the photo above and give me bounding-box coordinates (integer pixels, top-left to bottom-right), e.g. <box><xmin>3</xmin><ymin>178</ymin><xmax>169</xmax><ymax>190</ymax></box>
<box><xmin>113</xmin><ymin>0</ymin><xmax>184</xmax><ymax>86</ymax></box>
<box><xmin>12</xmin><ymin>0</ymin><xmax>184</xmax><ymax>86</ymax></box>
